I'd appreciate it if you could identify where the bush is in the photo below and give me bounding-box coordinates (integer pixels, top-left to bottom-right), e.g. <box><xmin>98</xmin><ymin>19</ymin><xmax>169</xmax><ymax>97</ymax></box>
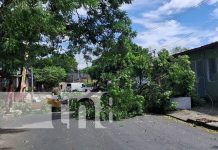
<box><xmin>69</xmin><ymin>98</ymin><xmax>96</xmax><ymax>120</ymax></box>
<box><xmin>140</xmin><ymin>82</ymin><xmax>176</xmax><ymax>114</ymax></box>
<box><xmin>109</xmin><ymin>88</ymin><xmax>144</xmax><ymax>120</ymax></box>
<box><xmin>69</xmin><ymin>72</ymin><xmax>145</xmax><ymax>121</ymax></box>
<box><xmin>34</xmin><ymin>66</ymin><xmax>67</xmax><ymax>90</ymax></box>
<box><xmin>139</xmin><ymin>50</ymin><xmax>195</xmax><ymax>113</ymax></box>
<box><xmin>106</xmin><ymin>72</ymin><xmax>145</xmax><ymax>120</ymax></box>
<box><xmin>0</xmin><ymin>99</ymin><xmax>5</xmax><ymax>109</ymax></box>
<box><xmin>0</xmin><ymin>93</ymin><xmax>6</xmax><ymax>109</ymax></box>
<box><xmin>12</xmin><ymin>102</ymin><xmax>32</xmax><ymax>114</ymax></box>
<box><xmin>169</xmin><ymin>55</ymin><xmax>196</xmax><ymax>97</ymax></box>
<box><xmin>86</xmin><ymin>48</ymin><xmax>196</xmax><ymax>117</ymax></box>
<box><xmin>40</xmin><ymin>100</ymin><xmax>51</xmax><ymax>113</ymax></box>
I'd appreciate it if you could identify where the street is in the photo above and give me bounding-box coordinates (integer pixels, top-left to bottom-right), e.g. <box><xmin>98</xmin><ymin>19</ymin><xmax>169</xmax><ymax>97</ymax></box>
<box><xmin>0</xmin><ymin>115</ymin><xmax>218</xmax><ymax>150</ymax></box>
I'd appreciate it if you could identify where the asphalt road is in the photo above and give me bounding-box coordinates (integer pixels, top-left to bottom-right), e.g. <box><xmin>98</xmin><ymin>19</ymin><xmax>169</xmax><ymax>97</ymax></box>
<box><xmin>0</xmin><ymin>115</ymin><xmax>218</xmax><ymax>150</ymax></box>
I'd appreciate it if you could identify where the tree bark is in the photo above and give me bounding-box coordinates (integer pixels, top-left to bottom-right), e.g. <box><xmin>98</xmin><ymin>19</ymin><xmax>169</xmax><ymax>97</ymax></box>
<box><xmin>20</xmin><ymin>67</ymin><xmax>26</xmax><ymax>93</ymax></box>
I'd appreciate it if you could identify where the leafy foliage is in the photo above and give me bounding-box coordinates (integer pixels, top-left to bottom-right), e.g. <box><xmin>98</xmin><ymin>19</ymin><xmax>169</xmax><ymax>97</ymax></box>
<box><xmin>0</xmin><ymin>0</ymin><xmax>132</xmax><ymax>75</ymax></box>
<box><xmin>169</xmin><ymin>55</ymin><xmax>196</xmax><ymax>97</ymax></box>
<box><xmin>34</xmin><ymin>53</ymin><xmax>78</xmax><ymax>73</ymax></box>
<box><xmin>139</xmin><ymin>50</ymin><xmax>195</xmax><ymax>113</ymax></box>
<box><xmin>86</xmin><ymin>40</ymin><xmax>149</xmax><ymax>120</ymax></box>
<box><xmin>107</xmin><ymin>72</ymin><xmax>144</xmax><ymax>120</ymax></box>
<box><xmin>12</xmin><ymin>102</ymin><xmax>32</xmax><ymax>114</ymax></box>
<box><xmin>34</xmin><ymin>66</ymin><xmax>67</xmax><ymax>90</ymax></box>
<box><xmin>88</xmin><ymin>47</ymin><xmax>196</xmax><ymax>116</ymax></box>
<box><xmin>140</xmin><ymin>82</ymin><xmax>175</xmax><ymax>114</ymax></box>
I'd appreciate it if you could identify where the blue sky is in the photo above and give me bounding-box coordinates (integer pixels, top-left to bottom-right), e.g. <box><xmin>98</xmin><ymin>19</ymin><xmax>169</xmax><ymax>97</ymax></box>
<box><xmin>77</xmin><ymin>0</ymin><xmax>218</xmax><ymax>69</ymax></box>
<box><xmin>121</xmin><ymin>0</ymin><xmax>218</xmax><ymax>50</ymax></box>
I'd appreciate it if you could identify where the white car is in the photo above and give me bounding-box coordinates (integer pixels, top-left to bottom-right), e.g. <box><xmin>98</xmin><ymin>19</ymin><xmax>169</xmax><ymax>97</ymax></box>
<box><xmin>65</xmin><ymin>82</ymin><xmax>90</xmax><ymax>92</ymax></box>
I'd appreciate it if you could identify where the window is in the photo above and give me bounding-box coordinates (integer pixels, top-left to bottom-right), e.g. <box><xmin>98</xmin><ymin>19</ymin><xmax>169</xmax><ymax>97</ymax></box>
<box><xmin>208</xmin><ymin>58</ymin><xmax>217</xmax><ymax>82</ymax></box>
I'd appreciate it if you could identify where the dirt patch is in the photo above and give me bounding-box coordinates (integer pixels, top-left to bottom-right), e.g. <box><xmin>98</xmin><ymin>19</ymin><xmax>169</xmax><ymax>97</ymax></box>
<box><xmin>196</xmin><ymin>118</ymin><xmax>218</xmax><ymax>123</ymax></box>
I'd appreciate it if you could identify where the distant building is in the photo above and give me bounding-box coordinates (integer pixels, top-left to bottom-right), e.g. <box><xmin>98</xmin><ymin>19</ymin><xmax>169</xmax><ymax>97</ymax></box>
<box><xmin>66</xmin><ymin>71</ymin><xmax>91</xmax><ymax>83</ymax></box>
<box><xmin>0</xmin><ymin>68</ymin><xmax>32</xmax><ymax>92</ymax></box>
<box><xmin>175</xmin><ymin>41</ymin><xmax>218</xmax><ymax>101</ymax></box>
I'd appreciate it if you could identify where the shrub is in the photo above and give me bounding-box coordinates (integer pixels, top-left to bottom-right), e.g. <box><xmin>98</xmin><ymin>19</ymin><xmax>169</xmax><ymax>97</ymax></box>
<box><xmin>69</xmin><ymin>98</ymin><xmax>96</xmax><ymax>120</ymax></box>
<box><xmin>0</xmin><ymin>99</ymin><xmax>5</xmax><ymax>109</ymax></box>
<box><xmin>69</xmin><ymin>71</ymin><xmax>145</xmax><ymax>121</ymax></box>
<box><xmin>139</xmin><ymin>50</ymin><xmax>195</xmax><ymax>113</ymax></box>
<box><xmin>34</xmin><ymin>66</ymin><xmax>67</xmax><ymax>90</ymax></box>
<box><xmin>106</xmin><ymin>72</ymin><xmax>145</xmax><ymax>120</ymax></box>
<box><xmin>169</xmin><ymin>55</ymin><xmax>196</xmax><ymax>97</ymax></box>
<box><xmin>140</xmin><ymin>82</ymin><xmax>176</xmax><ymax>114</ymax></box>
<box><xmin>12</xmin><ymin>102</ymin><xmax>32</xmax><ymax>114</ymax></box>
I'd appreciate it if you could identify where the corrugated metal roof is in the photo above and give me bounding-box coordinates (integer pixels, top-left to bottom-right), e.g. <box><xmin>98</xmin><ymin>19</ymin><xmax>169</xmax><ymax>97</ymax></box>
<box><xmin>174</xmin><ymin>41</ymin><xmax>218</xmax><ymax>56</ymax></box>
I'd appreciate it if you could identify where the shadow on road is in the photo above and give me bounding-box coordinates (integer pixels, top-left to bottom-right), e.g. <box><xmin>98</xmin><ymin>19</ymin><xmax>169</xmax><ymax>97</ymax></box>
<box><xmin>0</xmin><ymin>129</ymin><xmax>26</xmax><ymax>135</ymax></box>
<box><xmin>211</xmin><ymin>146</ymin><xmax>218</xmax><ymax>149</ymax></box>
<box><xmin>0</xmin><ymin>147</ymin><xmax>14</xmax><ymax>150</ymax></box>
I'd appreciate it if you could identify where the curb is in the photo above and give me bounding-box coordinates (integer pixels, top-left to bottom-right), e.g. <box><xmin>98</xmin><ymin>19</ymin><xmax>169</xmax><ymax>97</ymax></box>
<box><xmin>166</xmin><ymin>114</ymin><xmax>218</xmax><ymax>131</ymax></box>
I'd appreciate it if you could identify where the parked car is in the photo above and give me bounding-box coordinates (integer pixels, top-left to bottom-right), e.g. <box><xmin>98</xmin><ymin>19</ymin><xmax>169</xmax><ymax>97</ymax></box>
<box><xmin>62</xmin><ymin>82</ymin><xmax>91</xmax><ymax>92</ymax></box>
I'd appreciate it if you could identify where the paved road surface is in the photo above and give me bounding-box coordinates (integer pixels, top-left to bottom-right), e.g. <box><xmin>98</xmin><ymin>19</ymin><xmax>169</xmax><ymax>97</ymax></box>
<box><xmin>0</xmin><ymin>115</ymin><xmax>218</xmax><ymax>150</ymax></box>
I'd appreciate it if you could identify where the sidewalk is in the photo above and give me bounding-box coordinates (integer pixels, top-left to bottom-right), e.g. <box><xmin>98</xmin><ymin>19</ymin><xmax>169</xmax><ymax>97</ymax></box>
<box><xmin>167</xmin><ymin>109</ymin><xmax>218</xmax><ymax>130</ymax></box>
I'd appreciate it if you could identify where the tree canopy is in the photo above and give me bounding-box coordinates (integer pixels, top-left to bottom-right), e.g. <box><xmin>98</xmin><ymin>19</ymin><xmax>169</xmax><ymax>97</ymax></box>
<box><xmin>0</xmin><ymin>0</ymin><xmax>133</xmax><ymax>75</ymax></box>
<box><xmin>34</xmin><ymin>66</ymin><xmax>67</xmax><ymax>90</ymax></box>
<box><xmin>34</xmin><ymin>52</ymin><xmax>78</xmax><ymax>73</ymax></box>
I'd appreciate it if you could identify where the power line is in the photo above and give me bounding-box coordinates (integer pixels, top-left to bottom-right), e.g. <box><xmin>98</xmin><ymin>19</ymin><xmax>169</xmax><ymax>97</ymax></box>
<box><xmin>162</xmin><ymin>19</ymin><xmax>218</xmax><ymax>49</ymax></box>
<box><xmin>144</xmin><ymin>0</ymin><xmax>211</xmax><ymax>32</ymax></box>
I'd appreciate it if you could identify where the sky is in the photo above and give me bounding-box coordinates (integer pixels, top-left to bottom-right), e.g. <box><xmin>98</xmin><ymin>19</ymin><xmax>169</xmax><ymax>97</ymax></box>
<box><xmin>77</xmin><ymin>0</ymin><xmax>218</xmax><ymax>69</ymax></box>
<box><xmin>121</xmin><ymin>0</ymin><xmax>218</xmax><ymax>50</ymax></box>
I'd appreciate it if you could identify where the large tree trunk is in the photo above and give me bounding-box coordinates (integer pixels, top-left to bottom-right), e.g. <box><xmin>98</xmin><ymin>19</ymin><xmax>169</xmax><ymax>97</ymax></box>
<box><xmin>20</xmin><ymin>67</ymin><xmax>27</xmax><ymax>93</ymax></box>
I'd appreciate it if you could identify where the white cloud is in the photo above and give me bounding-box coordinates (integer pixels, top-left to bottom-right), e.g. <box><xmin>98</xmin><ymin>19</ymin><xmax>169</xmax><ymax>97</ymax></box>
<box><xmin>76</xmin><ymin>7</ymin><xmax>88</xmax><ymax>16</ymax></box>
<box><xmin>208</xmin><ymin>0</ymin><xmax>218</xmax><ymax>5</ymax></box>
<box><xmin>122</xmin><ymin>0</ymin><xmax>218</xmax><ymax>12</ymax></box>
<box><xmin>133</xmin><ymin>19</ymin><xmax>214</xmax><ymax>50</ymax></box>
<box><xmin>211</xmin><ymin>8</ymin><xmax>218</xmax><ymax>18</ymax></box>
<box><xmin>143</xmin><ymin>0</ymin><xmax>217</xmax><ymax>21</ymax></box>
<box><xmin>157</xmin><ymin>0</ymin><xmax>203</xmax><ymax>13</ymax></box>
<box><xmin>129</xmin><ymin>0</ymin><xmax>218</xmax><ymax>51</ymax></box>
<box><xmin>75</xmin><ymin>54</ymin><xmax>91</xmax><ymax>70</ymax></box>
<box><xmin>208</xmin><ymin>27</ymin><xmax>218</xmax><ymax>42</ymax></box>
<box><xmin>208</xmin><ymin>36</ymin><xmax>218</xmax><ymax>42</ymax></box>
<box><xmin>75</xmin><ymin>53</ymin><xmax>98</xmax><ymax>70</ymax></box>
<box><xmin>120</xmin><ymin>0</ymin><xmax>161</xmax><ymax>11</ymax></box>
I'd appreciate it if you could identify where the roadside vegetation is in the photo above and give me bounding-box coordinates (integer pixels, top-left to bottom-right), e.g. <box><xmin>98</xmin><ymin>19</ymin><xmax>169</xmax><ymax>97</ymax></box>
<box><xmin>0</xmin><ymin>0</ymin><xmax>199</xmax><ymax>120</ymax></box>
<box><xmin>81</xmin><ymin>41</ymin><xmax>196</xmax><ymax>120</ymax></box>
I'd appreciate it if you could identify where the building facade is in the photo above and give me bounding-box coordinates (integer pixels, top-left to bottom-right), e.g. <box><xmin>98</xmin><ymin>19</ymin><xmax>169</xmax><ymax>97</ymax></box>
<box><xmin>175</xmin><ymin>42</ymin><xmax>218</xmax><ymax>102</ymax></box>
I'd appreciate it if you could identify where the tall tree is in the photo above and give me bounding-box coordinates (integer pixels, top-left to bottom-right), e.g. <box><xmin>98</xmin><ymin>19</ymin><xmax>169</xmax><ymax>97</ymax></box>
<box><xmin>34</xmin><ymin>52</ymin><xmax>78</xmax><ymax>74</ymax></box>
<box><xmin>0</xmin><ymin>0</ymin><xmax>133</xmax><ymax>72</ymax></box>
<box><xmin>0</xmin><ymin>0</ymin><xmax>133</xmax><ymax>91</ymax></box>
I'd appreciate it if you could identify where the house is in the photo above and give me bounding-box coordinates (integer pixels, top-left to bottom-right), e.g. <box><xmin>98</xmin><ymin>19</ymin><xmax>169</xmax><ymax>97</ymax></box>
<box><xmin>0</xmin><ymin>68</ymin><xmax>32</xmax><ymax>92</ymax></box>
<box><xmin>175</xmin><ymin>41</ymin><xmax>218</xmax><ymax>101</ymax></box>
<box><xmin>66</xmin><ymin>71</ymin><xmax>91</xmax><ymax>83</ymax></box>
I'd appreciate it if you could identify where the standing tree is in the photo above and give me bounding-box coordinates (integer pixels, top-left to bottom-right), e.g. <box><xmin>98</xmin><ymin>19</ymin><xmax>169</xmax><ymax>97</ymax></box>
<box><xmin>0</xmin><ymin>0</ymin><xmax>133</xmax><ymax>91</ymax></box>
<box><xmin>34</xmin><ymin>66</ymin><xmax>67</xmax><ymax>91</ymax></box>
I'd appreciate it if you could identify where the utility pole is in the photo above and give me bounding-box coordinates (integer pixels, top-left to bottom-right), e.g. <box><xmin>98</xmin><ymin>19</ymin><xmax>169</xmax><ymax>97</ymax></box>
<box><xmin>86</xmin><ymin>61</ymin><xmax>89</xmax><ymax>84</ymax></box>
<box><xmin>31</xmin><ymin>68</ymin><xmax>34</xmax><ymax>92</ymax></box>
<box><xmin>31</xmin><ymin>68</ymin><xmax>34</xmax><ymax>102</ymax></box>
